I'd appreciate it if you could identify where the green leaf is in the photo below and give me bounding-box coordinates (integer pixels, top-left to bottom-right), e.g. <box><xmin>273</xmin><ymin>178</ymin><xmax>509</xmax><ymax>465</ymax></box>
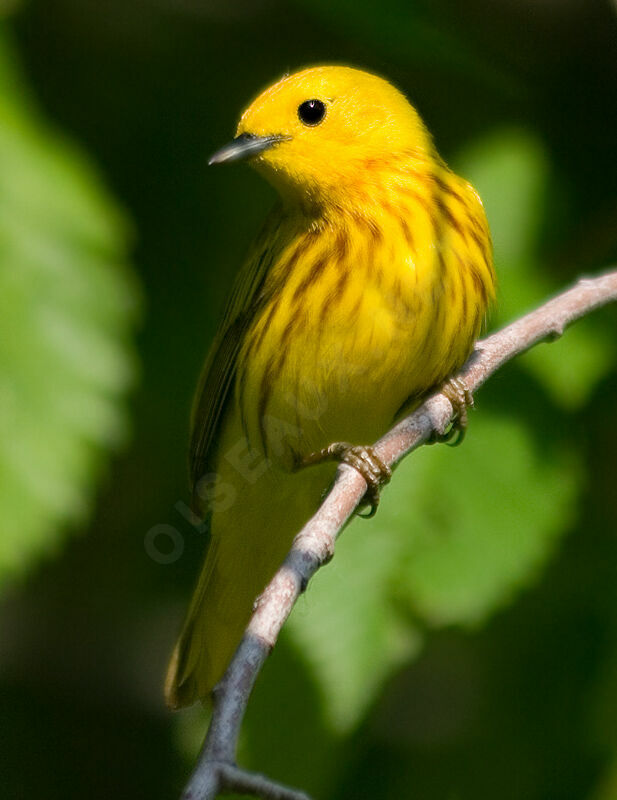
<box><xmin>458</xmin><ymin>129</ymin><xmax>616</xmax><ymax>408</ymax></box>
<box><xmin>520</xmin><ymin>317</ymin><xmax>616</xmax><ymax>410</ymax></box>
<box><xmin>243</xmin><ymin>638</ymin><xmax>340</xmax><ymax>797</ymax></box>
<box><xmin>286</xmin><ymin>516</ymin><xmax>421</xmax><ymax>733</ymax></box>
<box><xmin>456</xmin><ymin>129</ymin><xmax>548</xmax><ymax>271</ymax></box>
<box><xmin>392</xmin><ymin>414</ymin><xmax>579</xmax><ymax>627</ymax></box>
<box><xmin>0</xmin><ymin>31</ymin><xmax>138</xmax><ymax>583</ymax></box>
<box><xmin>286</xmin><ymin>414</ymin><xmax>579</xmax><ymax>732</ymax></box>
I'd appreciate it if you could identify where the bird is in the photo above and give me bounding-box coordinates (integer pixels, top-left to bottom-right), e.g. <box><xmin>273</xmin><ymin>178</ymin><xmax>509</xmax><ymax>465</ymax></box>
<box><xmin>165</xmin><ymin>65</ymin><xmax>496</xmax><ymax>709</ymax></box>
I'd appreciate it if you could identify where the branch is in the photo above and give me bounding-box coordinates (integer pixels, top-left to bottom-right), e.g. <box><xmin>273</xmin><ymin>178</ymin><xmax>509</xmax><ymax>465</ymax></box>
<box><xmin>179</xmin><ymin>270</ymin><xmax>617</xmax><ymax>800</ymax></box>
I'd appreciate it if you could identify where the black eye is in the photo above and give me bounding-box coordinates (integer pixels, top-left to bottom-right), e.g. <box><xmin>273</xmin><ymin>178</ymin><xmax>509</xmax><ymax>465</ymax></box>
<box><xmin>298</xmin><ymin>99</ymin><xmax>326</xmax><ymax>126</ymax></box>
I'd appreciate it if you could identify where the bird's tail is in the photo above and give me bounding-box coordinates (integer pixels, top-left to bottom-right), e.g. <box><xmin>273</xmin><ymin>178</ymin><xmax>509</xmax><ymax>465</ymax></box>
<box><xmin>164</xmin><ymin>532</ymin><xmax>258</xmax><ymax>709</ymax></box>
<box><xmin>164</xmin><ymin>451</ymin><xmax>332</xmax><ymax>710</ymax></box>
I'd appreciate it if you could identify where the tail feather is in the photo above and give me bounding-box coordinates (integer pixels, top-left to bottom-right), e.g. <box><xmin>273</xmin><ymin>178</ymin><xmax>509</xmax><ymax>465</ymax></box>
<box><xmin>164</xmin><ymin>535</ymin><xmax>250</xmax><ymax>708</ymax></box>
<box><xmin>165</xmin><ymin>452</ymin><xmax>331</xmax><ymax>710</ymax></box>
<box><xmin>164</xmin><ymin>526</ymin><xmax>281</xmax><ymax>709</ymax></box>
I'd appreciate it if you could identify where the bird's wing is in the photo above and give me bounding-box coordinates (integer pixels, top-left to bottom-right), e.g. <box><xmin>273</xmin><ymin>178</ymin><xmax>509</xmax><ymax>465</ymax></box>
<box><xmin>188</xmin><ymin>208</ymin><xmax>283</xmax><ymax>502</ymax></box>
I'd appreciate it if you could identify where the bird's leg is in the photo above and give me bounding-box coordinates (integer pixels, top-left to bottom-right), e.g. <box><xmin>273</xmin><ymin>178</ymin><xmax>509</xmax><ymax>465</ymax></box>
<box><xmin>433</xmin><ymin>376</ymin><xmax>474</xmax><ymax>446</ymax></box>
<box><xmin>295</xmin><ymin>442</ymin><xmax>392</xmax><ymax>518</ymax></box>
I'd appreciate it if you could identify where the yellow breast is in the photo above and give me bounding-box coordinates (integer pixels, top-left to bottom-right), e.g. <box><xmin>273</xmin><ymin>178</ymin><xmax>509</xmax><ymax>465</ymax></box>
<box><xmin>236</xmin><ymin>161</ymin><xmax>495</xmax><ymax>468</ymax></box>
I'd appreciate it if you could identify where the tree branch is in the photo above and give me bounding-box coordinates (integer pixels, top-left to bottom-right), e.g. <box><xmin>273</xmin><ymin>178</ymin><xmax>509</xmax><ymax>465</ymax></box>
<box><xmin>179</xmin><ymin>270</ymin><xmax>617</xmax><ymax>800</ymax></box>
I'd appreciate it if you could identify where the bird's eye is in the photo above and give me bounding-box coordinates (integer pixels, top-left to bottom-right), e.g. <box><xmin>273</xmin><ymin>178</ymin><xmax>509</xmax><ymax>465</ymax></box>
<box><xmin>298</xmin><ymin>99</ymin><xmax>326</xmax><ymax>126</ymax></box>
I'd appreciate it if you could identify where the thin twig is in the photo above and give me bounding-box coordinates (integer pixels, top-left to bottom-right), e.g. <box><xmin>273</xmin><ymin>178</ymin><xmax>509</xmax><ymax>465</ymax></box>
<box><xmin>180</xmin><ymin>270</ymin><xmax>617</xmax><ymax>800</ymax></box>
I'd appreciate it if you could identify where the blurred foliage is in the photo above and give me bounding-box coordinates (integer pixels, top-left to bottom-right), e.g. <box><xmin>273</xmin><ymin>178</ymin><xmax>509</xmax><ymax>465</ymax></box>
<box><xmin>460</xmin><ymin>130</ymin><xmax>616</xmax><ymax>408</ymax></box>
<box><xmin>290</xmin><ymin>0</ymin><xmax>507</xmax><ymax>87</ymax></box>
<box><xmin>0</xmin><ymin>30</ymin><xmax>138</xmax><ymax>582</ymax></box>
<box><xmin>0</xmin><ymin>1</ymin><xmax>616</xmax><ymax>800</ymax></box>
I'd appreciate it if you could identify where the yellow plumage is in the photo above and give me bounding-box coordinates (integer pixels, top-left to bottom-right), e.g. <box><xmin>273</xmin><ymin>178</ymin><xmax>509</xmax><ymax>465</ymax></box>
<box><xmin>165</xmin><ymin>66</ymin><xmax>495</xmax><ymax>708</ymax></box>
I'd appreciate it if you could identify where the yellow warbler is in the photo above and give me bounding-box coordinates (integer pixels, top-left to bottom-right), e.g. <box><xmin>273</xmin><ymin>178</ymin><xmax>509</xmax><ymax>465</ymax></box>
<box><xmin>165</xmin><ymin>66</ymin><xmax>495</xmax><ymax>708</ymax></box>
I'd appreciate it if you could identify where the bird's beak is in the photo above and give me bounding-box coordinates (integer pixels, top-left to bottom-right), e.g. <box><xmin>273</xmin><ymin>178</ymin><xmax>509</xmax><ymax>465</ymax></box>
<box><xmin>208</xmin><ymin>133</ymin><xmax>289</xmax><ymax>166</ymax></box>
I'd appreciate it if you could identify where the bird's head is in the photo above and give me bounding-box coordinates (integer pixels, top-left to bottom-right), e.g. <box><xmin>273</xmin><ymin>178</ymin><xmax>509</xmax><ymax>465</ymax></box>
<box><xmin>209</xmin><ymin>66</ymin><xmax>434</xmax><ymax>210</ymax></box>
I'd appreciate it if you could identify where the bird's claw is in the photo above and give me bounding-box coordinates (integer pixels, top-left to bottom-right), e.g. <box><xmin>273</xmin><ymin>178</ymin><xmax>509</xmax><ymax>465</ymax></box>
<box><xmin>296</xmin><ymin>442</ymin><xmax>392</xmax><ymax>517</ymax></box>
<box><xmin>432</xmin><ymin>376</ymin><xmax>474</xmax><ymax>446</ymax></box>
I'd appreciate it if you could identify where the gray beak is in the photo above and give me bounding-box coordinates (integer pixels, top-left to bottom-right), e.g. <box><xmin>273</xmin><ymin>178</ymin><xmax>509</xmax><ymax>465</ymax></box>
<box><xmin>208</xmin><ymin>133</ymin><xmax>289</xmax><ymax>165</ymax></box>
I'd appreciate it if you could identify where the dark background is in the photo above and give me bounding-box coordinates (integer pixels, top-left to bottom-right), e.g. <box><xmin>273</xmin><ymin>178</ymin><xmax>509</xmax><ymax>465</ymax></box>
<box><xmin>1</xmin><ymin>1</ymin><xmax>617</xmax><ymax>798</ymax></box>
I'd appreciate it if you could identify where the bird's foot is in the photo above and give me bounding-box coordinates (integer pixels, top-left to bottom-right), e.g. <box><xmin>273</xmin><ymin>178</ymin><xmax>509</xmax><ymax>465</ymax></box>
<box><xmin>296</xmin><ymin>442</ymin><xmax>392</xmax><ymax>518</ymax></box>
<box><xmin>432</xmin><ymin>376</ymin><xmax>474</xmax><ymax>446</ymax></box>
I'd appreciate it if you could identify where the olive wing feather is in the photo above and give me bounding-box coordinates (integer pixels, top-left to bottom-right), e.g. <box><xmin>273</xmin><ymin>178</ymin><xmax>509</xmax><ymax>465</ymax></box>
<box><xmin>188</xmin><ymin>209</ymin><xmax>283</xmax><ymax>502</ymax></box>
